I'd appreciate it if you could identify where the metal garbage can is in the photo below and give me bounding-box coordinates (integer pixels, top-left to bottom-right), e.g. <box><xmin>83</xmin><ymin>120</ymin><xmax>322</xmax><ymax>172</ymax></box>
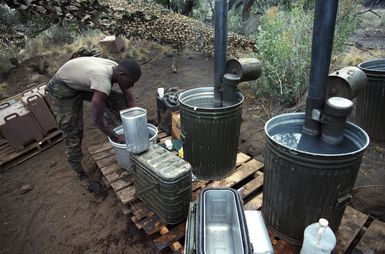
<box><xmin>357</xmin><ymin>58</ymin><xmax>385</xmax><ymax>141</ymax></box>
<box><xmin>179</xmin><ymin>87</ymin><xmax>244</xmax><ymax>180</ymax></box>
<box><xmin>263</xmin><ymin>113</ymin><xmax>369</xmax><ymax>245</ymax></box>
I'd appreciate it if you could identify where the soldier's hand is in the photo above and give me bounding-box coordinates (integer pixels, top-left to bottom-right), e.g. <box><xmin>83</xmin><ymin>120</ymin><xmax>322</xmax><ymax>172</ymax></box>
<box><xmin>117</xmin><ymin>134</ymin><xmax>125</xmax><ymax>144</ymax></box>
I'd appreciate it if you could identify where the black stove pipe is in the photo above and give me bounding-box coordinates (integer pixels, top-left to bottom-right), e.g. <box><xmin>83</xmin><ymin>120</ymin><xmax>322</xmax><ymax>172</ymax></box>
<box><xmin>303</xmin><ymin>0</ymin><xmax>339</xmax><ymax>136</ymax></box>
<box><xmin>214</xmin><ymin>0</ymin><xmax>228</xmax><ymax>107</ymax></box>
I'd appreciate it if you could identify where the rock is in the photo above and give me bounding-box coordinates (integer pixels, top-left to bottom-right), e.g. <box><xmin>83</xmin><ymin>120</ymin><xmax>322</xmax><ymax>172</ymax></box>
<box><xmin>20</xmin><ymin>184</ymin><xmax>33</xmax><ymax>194</ymax></box>
<box><xmin>49</xmin><ymin>161</ymin><xmax>57</xmax><ymax>168</ymax></box>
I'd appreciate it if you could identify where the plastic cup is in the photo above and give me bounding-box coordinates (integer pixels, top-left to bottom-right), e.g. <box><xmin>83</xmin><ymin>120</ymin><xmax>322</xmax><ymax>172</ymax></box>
<box><xmin>158</xmin><ymin>88</ymin><xmax>165</xmax><ymax>98</ymax></box>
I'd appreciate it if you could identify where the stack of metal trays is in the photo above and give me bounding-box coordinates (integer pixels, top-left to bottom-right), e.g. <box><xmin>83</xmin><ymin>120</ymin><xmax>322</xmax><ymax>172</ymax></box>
<box><xmin>131</xmin><ymin>144</ymin><xmax>192</xmax><ymax>224</ymax></box>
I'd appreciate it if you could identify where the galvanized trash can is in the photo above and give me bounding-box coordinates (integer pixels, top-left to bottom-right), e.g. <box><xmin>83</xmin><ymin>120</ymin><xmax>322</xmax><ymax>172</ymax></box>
<box><xmin>263</xmin><ymin>113</ymin><xmax>369</xmax><ymax>245</ymax></box>
<box><xmin>108</xmin><ymin>123</ymin><xmax>158</xmax><ymax>170</ymax></box>
<box><xmin>179</xmin><ymin>87</ymin><xmax>244</xmax><ymax>180</ymax></box>
<box><xmin>120</xmin><ymin>107</ymin><xmax>149</xmax><ymax>154</ymax></box>
<box><xmin>357</xmin><ymin>58</ymin><xmax>385</xmax><ymax>141</ymax></box>
<box><xmin>185</xmin><ymin>188</ymin><xmax>252</xmax><ymax>254</ymax></box>
<box><xmin>131</xmin><ymin>144</ymin><xmax>192</xmax><ymax>224</ymax></box>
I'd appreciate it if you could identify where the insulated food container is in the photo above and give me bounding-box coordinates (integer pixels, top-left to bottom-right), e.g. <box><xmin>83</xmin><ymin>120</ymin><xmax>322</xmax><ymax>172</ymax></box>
<box><xmin>185</xmin><ymin>188</ymin><xmax>252</xmax><ymax>254</ymax></box>
<box><xmin>131</xmin><ymin>144</ymin><xmax>192</xmax><ymax>224</ymax></box>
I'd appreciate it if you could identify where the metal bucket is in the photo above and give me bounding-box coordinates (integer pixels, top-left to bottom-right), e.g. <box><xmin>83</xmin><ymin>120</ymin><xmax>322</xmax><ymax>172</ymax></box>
<box><xmin>357</xmin><ymin>58</ymin><xmax>385</xmax><ymax>141</ymax></box>
<box><xmin>262</xmin><ymin>112</ymin><xmax>369</xmax><ymax>245</ymax></box>
<box><xmin>179</xmin><ymin>87</ymin><xmax>244</xmax><ymax>180</ymax></box>
<box><xmin>120</xmin><ymin>107</ymin><xmax>149</xmax><ymax>154</ymax></box>
<box><xmin>108</xmin><ymin>124</ymin><xmax>158</xmax><ymax>170</ymax></box>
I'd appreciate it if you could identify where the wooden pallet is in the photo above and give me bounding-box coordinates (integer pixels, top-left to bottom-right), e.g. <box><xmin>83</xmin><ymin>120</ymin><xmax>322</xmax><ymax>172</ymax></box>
<box><xmin>88</xmin><ymin>131</ymin><xmax>385</xmax><ymax>254</ymax></box>
<box><xmin>0</xmin><ymin>129</ymin><xmax>62</xmax><ymax>170</ymax></box>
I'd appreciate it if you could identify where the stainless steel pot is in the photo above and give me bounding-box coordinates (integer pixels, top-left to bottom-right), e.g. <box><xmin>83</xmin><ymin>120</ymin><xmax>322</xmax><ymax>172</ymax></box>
<box><xmin>120</xmin><ymin>107</ymin><xmax>149</xmax><ymax>154</ymax></box>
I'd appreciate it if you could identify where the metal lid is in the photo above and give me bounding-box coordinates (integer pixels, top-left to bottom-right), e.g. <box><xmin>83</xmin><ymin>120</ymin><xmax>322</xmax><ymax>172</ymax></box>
<box><xmin>358</xmin><ymin>58</ymin><xmax>385</xmax><ymax>77</ymax></box>
<box><xmin>327</xmin><ymin>97</ymin><xmax>353</xmax><ymax>110</ymax></box>
<box><xmin>132</xmin><ymin>144</ymin><xmax>191</xmax><ymax>182</ymax></box>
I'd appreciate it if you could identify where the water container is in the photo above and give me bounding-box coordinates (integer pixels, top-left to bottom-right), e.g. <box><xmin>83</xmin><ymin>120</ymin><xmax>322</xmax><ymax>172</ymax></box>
<box><xmin>300</xmin><ymin>218</ymin><xmax>336</xmax><ymax>254</ymax></box>
<box><xmin>108</xmin><ymin>123</ymin><xmax>158</xmax><ymax>170</ymax></box>
<box><xmin>120</xmin><ymin>107</ymin><xmax>149</xmax><ymax>154</ymax></box>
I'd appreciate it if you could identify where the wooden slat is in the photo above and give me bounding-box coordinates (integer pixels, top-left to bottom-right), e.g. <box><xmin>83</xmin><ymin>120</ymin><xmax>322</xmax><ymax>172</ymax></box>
<box><xmin>244</xmin><ymin>193</ymin><xmax>263</xmax><ymax>210</ymax></box>
<box><xmin>143</xmin><ymin>215</ymin><xmax>167</xmax><ymax>235</ymax></box>
<box><xmin>353</xmin><ymin>219</ymin><xmax>385</xmax><ymax>254</ymax></box>
<box><xmin>116</xmin><ymin>185</ymin><xmax>136</xmax><ymax>204</ymax></box>
<box><xmin>105</xmin><ymin>169</ymin><xmax>130</xmax><ymax>184</ymax></box>
<box><xmin>91</xmin><ymin>148</ymin><xmax>114</xmax><ymax>161</ymax></box>
<box><xmin>0</xmin><ymin>129</ymin><xmax>62</xmax><ymax>167</ymax></box>
<box><xmin>0</xmin><ymin>145</ymin><xmax>14</xmax><ymax>159</ymax></box>
<box><xmin>132</xmin><ymin>202</ymin><xmax>152</xmax><ymax>221</ymax></box>
<box><xmin>157</xmin><ymin>132</ymin><xmax>168</xmax><ymax>139</ymax></box>
<box><xmin>235</xmin><ymin>152</ymin><xmax>251</xmax><ymax>167</ymax></box>
<box><xmin>96</xmin><ymin>156</ymin><xmax>116</xmax><ymax>169</ymax></box>
<box><xmin>0</xmin><ymin>130</ymin><xmax>63</xmax><ymax>169</ymax></box>
<box><xmin>110</xmin><ymin>176</ymin><xmax>133</xmax><ymax>192</ymax></box>
<box><xmin>238</xmin><ymin>171</ymin><xmax>263</xmax><ymax>199</ymax></box>
<box><xmin>335</xmin><ymin>206</ymin><xmax>369</xmax><ymax>254</ymax></box>
<box><xmin>206</xmin><ymin>159</ymin><xmax>263</xmax><ymax>188</ymax></box>
<box><xmin>0</xmin><ymin>138</ymin><xmax>8</xmax><ymax>146</ymax></box>
<box><xmin>100</xmin><ymin>163</ymin><xmax>120</xmax><ymax>176</ymax></box>
<box><xmin>154</xmin><ymin>224</ymin><xmax>186</xmax><ymax>251</ymax></box>
<box><xmin>159</xmin><ymin>136</ymin><xmax>172</xmax><ymax>144</ymax></box>
<box><xmin>192</xmin><ymin>180</ymin><xmax>210</xmax><ymax>192</ymax></box>
<box><xmin>88</xmin><ymin>142</ymin><xmax>112</xmax><ymax>154</ymax></box>
<box><xmin>132</xmin><ymin>210</ymin><xmax>156</xmax><ymax>229</ymax></box>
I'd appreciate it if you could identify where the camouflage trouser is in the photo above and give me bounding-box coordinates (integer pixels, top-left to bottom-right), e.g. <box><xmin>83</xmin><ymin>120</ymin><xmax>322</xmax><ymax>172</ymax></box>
<box><xmin>46</xmin><ymin>77</ymin><xmax>126</xmax><ymax>175</ymax></box>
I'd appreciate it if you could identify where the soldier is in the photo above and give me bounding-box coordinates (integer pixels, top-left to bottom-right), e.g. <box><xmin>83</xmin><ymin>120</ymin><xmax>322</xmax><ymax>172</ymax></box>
<box><xmin>46</xmin><ymin>57</ymin><xmax>142</xmax><ymax>191</ymax></box>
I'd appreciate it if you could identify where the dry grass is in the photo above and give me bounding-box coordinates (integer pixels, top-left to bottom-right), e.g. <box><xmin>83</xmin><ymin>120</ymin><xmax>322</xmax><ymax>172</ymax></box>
<box><xmin>332</xmin><ymin>46</ymin><xmax>384</xmax><ymax>69</ymax></box>
<box><xmin>358</xmin><ymin>8</ymin><xmax>385</xmax><ymax>30</ymax></box>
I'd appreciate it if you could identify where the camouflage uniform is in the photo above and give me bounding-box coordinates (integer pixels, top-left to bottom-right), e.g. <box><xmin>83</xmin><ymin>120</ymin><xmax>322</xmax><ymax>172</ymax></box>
<box><xmin>46</xmin><ymin>77</ymin><xmax>126</xmax><ymax>175</ymax></box>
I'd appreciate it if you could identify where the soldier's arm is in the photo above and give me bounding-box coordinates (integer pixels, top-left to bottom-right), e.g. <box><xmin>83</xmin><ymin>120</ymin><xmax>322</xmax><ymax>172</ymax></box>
<box><xmin>91</xmin><ymin>90</ymin><xmax>125</xmax><ymax>143</ymax></box>
<box><xmin>121</xmin><ymin>88</ymin><xmax>136</xmax><ymax>108</ymax></box>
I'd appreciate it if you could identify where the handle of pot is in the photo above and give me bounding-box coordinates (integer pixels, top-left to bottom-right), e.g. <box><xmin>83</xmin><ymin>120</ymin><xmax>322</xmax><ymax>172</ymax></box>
<box><xmin>22</xmin><ymin>89</ymin><xmax>34</xmax><ymax>96</ymax></box>
<box><xmin>335</xmin><ymin>193</ymin><xmax>352</xmax><ymax>210</ymax></box>
<box><xmin>5</xmin><ymin>113</ymin><xmax>19</xmax><ymax>121</ymax></box>
<box><xmin>0</xmin><ymin>102</ymin><xmax>11</xmax><ymax>109</ymax></box>
<box><xmin>37</xmin><ymin>84</ymin><xmax>46</xmax><ymax>89</ymax></box>
<box><xmin>135</xmin><ymin>183</ymin><xmax>158</xmax><ymax>196</ymax></box>
<box><xmin>27</xmin><ymin>94</ymin><xmax>40</xmax><ymax>103</ymax></box>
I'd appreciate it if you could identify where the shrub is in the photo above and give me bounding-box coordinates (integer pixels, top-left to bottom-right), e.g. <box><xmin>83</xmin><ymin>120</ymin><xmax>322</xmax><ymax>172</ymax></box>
<box><xmin>0</xmin><ymin>54</ymin><xmax>13</xmax><ymax>81</ymax></box>
<box><xmin>252</xmin><ymin>0</ymin><xmax>361</xmax><ymax>106</ymax></box>
<box><xmin>253</xmin><ymin>5</ymin><xmax>312</xmax><ymax>107</ymax></box>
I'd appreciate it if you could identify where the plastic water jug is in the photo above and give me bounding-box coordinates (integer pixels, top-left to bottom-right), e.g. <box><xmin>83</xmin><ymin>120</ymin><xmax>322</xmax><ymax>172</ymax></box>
<box><xmin>300</xmin><ymin>218</ymin><xmax>336</xmax><ymax>254</ymax></box>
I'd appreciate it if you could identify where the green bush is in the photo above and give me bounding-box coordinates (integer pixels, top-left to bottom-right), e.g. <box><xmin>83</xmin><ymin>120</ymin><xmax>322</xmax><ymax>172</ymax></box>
<box><xmin>0</xmin><ymin>53</ymin><xmax>14</xmax><ymax>81</ymax></box>
<box><xmin>252</xmin><ymin>0</ymin><xmax>361</xmax><ymax>106</ymax></box>
<box><xmin>333</xmin><ymin>0</ymin><xmax>361</xmax><ymax>53</ymax></box>
<box><xmin>253</xmin><ymin>5</ymin><xmax>312</xmax><ymax>107</ymax></box>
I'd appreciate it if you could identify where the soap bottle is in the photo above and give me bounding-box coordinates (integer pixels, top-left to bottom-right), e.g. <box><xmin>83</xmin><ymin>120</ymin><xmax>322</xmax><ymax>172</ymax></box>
<box><xmin>300</xmin><ymin>218</ymin><xmax>336</xmax><ymax>254</ymax></box>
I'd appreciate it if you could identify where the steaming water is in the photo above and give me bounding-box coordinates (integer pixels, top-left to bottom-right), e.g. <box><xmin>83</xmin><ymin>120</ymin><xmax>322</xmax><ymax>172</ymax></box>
<box><xmin>271</xmin><ymin>131</ymin><xmax>358</xmax><ymax>155</ymax></box>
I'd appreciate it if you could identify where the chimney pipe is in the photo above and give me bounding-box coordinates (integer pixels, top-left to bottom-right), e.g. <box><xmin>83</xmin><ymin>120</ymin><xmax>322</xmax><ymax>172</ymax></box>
<box><xmin>303</xmin><ymin>0</ymin><xmax>339</xmax><ymax>136</ymax></box>
<box><xmin>214</xmin><ymin>0</ymin><xmax>228</xmax><ymax>107</ymax></box>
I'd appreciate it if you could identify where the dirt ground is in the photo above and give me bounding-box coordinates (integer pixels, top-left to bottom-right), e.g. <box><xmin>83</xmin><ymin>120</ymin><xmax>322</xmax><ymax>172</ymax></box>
<box><xmin>1</xmin><ymin>22</ymin><xmax>385</xmax><ymax>253</ymax></box>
